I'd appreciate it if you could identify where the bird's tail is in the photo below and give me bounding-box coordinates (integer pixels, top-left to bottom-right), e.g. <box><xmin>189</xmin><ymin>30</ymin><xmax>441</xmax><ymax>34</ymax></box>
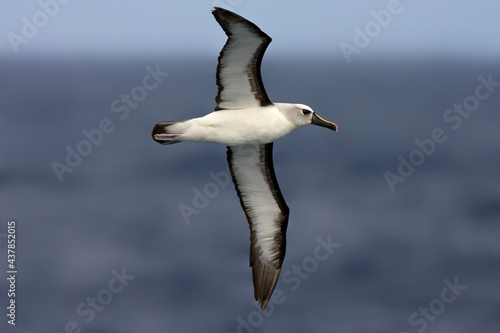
<box><xmin>152</xmin><ymin>121</ymin><xmax>185</xmax><ymax>145</ymax></box>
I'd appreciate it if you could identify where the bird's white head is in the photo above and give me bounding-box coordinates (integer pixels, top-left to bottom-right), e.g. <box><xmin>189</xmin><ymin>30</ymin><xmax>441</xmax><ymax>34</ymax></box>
<box><xmin>276</xmin><ymin>103</ymin><xmax>338</xmax><ymax>131</ymax></box>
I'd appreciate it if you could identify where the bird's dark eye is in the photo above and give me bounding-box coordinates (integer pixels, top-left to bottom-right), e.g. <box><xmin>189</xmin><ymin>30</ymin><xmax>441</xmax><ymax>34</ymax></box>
<box><xmin>302</xmin><ymin>109</ymin><xmax>312</xmax><ymax>115</ymax></box>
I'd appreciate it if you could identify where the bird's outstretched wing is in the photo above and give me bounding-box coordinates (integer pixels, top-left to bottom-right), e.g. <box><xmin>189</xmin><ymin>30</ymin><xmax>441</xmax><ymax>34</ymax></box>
<box><xmin>212</xmin><ymin>7</ymin><xmax>273</xmax><ymax>111</ymax></box>
<box><xmin>226</xmin><ymin>143</ymin><xmax>289</xmax><ymax>310</ymax></box>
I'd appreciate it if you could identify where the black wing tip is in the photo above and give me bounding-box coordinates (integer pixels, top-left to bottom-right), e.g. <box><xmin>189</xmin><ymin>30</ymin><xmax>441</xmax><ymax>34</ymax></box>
<box><xmin>212</xmin><ymin>7</ymin><xmax>271</xmax><ymax>41</ymax></box>
<box><xmin>212</xmin><ymin>7</ymin><xmax>241</xmax><ymax>20</ymax></box>
<box><xmin>252</xmin><ymin>265</ymin><xmax>282</xmax><ymax>311</ymax></box>
<box><xmin>257</xmin><ymin>299</ymin><xmax>271</xmax><ymax>312</ymax></box>
<box><xmin>212</xmin><ymin>7</ymin><xmax>242</xmax><ymax>26</ymax></box>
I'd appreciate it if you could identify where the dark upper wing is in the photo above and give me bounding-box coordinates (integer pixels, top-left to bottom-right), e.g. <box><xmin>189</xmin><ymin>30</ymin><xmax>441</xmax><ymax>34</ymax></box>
<box><xmin>212</xmin><ymin>7</ymin><xmax>273</xmax><ymax>111</ymax></box>
<box><xmin>226</xmin><ymin>143</ymin><xmax>289</xmax><ymax>310</ymax></box>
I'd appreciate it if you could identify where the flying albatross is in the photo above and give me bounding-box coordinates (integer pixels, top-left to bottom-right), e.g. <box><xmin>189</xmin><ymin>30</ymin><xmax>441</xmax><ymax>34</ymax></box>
<box><xmin>152</xmin><ymin>7</ymin><xmax>337</xmax><ymax>310</ymax></box>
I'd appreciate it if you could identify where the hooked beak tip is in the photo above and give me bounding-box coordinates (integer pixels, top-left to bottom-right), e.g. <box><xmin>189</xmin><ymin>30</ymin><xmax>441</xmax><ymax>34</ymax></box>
<box><xmin>311</xmin><ymin>113</ymin><xmax>338</xmax><ymax>132</ymax></box>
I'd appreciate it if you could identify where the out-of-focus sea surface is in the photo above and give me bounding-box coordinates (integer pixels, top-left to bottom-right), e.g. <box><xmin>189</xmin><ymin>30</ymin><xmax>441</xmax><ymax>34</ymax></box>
<box><xmin>0</xmin><ymin>56</ymin><xmax>499</xmax><ymax>333</ymax></box>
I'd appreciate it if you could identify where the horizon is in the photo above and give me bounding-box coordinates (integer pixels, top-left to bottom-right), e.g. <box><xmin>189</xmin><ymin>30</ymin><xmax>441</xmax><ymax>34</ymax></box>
<box><xmin>2</xmin><ymin>1</ymin><xmax>500</xmax><ymax>62</ymax></box>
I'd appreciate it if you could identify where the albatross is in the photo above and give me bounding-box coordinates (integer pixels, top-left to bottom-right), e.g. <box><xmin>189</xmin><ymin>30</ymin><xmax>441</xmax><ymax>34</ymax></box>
<box><xmin>152</xmin><ymin>7</ymin><xmax>337</xmax><ymax>310</ymax></box>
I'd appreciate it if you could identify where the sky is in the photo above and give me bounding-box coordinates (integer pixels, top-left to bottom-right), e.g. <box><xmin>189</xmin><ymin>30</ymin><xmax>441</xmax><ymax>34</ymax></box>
<box><xmin>1</xmin><ymin>0</ymin><xmax>500</xmax><ymax>60</ymax></box>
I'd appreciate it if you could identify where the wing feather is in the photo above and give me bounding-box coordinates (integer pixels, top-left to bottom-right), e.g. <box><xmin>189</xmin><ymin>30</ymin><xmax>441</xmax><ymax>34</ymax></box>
<box><xmin>212</xmin><ymin>7</ymin><xmax>273</xmax><ymax>110</ymax></box>
<box><xmin>227</xmin><ymin>143</ymin><xmax>289</xmax><ymax>310</ymax></box>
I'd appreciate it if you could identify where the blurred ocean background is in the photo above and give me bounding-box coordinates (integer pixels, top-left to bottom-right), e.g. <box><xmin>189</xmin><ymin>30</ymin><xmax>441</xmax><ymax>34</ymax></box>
<box><xmin>1</xmin><ymin>1</ymin><xmax>500</xmax><ymax>333</ymax></box>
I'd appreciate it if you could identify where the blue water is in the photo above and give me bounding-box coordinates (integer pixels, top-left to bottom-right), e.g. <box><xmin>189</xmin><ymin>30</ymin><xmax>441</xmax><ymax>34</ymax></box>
<box><xmin>0</xmin><ymin>56</ymin><xmax>499</xmax><ymax>333</ymax></box>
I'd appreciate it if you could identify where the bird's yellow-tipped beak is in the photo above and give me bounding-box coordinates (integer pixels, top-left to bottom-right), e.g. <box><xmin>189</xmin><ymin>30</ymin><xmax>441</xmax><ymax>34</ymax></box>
<box><xmin>311</xmin><ymin>113</ymin><xmax>338</xmax><ymax>131</ymax></box>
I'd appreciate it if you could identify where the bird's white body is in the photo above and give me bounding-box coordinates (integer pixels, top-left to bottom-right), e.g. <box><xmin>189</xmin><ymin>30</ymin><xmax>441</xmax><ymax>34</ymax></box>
<box><xmin>167</xmin><ymin>103</ymin><xmax>299</xmax><ymax>146</ymax></box>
